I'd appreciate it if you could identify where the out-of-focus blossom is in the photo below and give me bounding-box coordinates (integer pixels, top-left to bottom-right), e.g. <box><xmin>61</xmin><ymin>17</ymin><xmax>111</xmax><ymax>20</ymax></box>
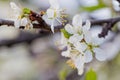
<box><xmin>45</xmin><ymin>0</ymin><xmax>66</xmax><ymax>33</ymax></box>
<box><xmin>112</xmin><ymin>0</ymin><xmax>120</xmax><ymax>11</ymax></box>
<box><xmin>10</xmin><ymin>2</ymin><xmax>33</xmax><ymax>29</ymax></box>
<box><xmin>90</xmin><ymin>8</ymin><xmax>112</xmax><ymax>19</ymax></box>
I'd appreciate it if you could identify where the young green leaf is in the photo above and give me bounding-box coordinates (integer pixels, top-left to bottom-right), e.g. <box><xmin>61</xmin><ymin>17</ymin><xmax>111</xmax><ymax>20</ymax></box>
<box><xmin>85</xmin><ymin>69</ymin><xmax>97</xmax><ymax>80</ymax></box>
<box><xmin>23</xmin><ymin>8</ymin><xmax>31</xmax><ymax>14</ymax></box>
<box><xmin>61</xmin><ymin>29</ymin><xmax>72</xmax><ymax>39</ymax></box>
<box><xmin>59</xmin><ymin>68</ymin><xmax>68</xmax><ymax>80</ymax></box>
<box><xmin>81</xmin><ymin>0</ymin><xmax>106</xmax><ymax>12</ymax></box>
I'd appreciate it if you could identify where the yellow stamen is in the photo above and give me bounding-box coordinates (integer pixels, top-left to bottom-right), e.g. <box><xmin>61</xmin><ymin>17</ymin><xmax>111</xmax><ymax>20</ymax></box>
<box><xmin>40</xmin><ymin>11</ymin><xmax>45</xmax><ymax>15</ymax></box>
<box><xmin>60</xmin><ymin>14</ymin><xmax>68</xmax><ymax>18</ymax></box>
<box><xmin>66</xmin><ymin>59</ymin><xmax>76</xmax><ymax>69</ymax></box>
<box><xmin>18</xmin><ymin>15</ymin><xmax>22</xmax><ymax>19</ymax></box>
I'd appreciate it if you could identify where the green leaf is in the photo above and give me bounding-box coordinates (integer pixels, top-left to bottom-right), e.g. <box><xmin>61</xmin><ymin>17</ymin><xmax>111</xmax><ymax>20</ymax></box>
<box><xmin>59</xmin><ymin>69</ymin><xmax>68</xmax><ymax>80</ymax></box>
<box><xmin>85</xmin><ymin>69</ymin><xmax>97</xmax><ymax>80</ymax></box>
<box><xmin>23</xmin><ymin>8</ymin><xmax>31</xmax><ymax>14</ymax></box>
<box><xmin>81</xmin><ymin>5</ymin><xmax>105</xmax><ymax>12</ymax></box>
<box><xmin>81</xmin><ymin>0</ymin><xmax>106</xmax><ymax>12</ymax></box>
<box><xmin>60</xmin><ymin>29</ymin><xmax>72</xmax><ymax>39</ymax></box>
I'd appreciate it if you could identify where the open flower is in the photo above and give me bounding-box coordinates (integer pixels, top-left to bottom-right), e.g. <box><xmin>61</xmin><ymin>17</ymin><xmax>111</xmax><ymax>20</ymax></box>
<box><xmin>61</xmin><ymin>44</ymin><xmax>93</xmax><ymax>75</ymax></box>
<box><xmin>65</xmin><ymin>14</ymin><xmax>91</xmax><ymax>35</ymax></box>
<box><xmin>10</xmin><ymin>2</ymin><xmax>33</xmax><ymax>29</ymax></box>
<box><xmin>61</xmin><ymin>14</ymin><xmax>106</xmax><ymax>75</ymax></box>
<box><xmin>65</xmin><ymin>15</ymin><xmax>82</xmax><ymax>35</ymax></box>
<box><xmin>64</xmin><ymin>15</ymin><xmax>91</xmax><ymax>46</ymax></box>
<box><xmin>81</xmin><ymin>32</ymin><xmax>106</xmax><ymax>61</ymax></box>
<box><xmin>46</xmin><ymin>0</ymin><xmax>66</xmax><ymax>33</ymax></box>
<box><xmin>66</xmin><ymin>50</ymin><xmax>85</xmax><ymax>75</ymax></box>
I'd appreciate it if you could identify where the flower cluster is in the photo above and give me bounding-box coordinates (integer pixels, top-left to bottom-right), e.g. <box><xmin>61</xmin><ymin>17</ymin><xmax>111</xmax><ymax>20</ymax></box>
<box><xmin>9</xmin><ymin>1</ymin><xmax>106</xmax><ymax>75</ymax></box>
<box><xmin>10</xmin><ymin>2</ymin><xmax>33</xmax><ymax>29</ymax></box>
<box><xmin>45</xmin><ymin>0</ymin><xmax>67</xmax><ymax>33</ymax></box>
<box><xmin>10</xmin><ymin>0</ymin><xmax>66</xmax><ymax>32</ymax></box>
<box><xmin>61</xmin><ymin>14</ymin><xmax>106</xmax><ymax>75</ymax></box>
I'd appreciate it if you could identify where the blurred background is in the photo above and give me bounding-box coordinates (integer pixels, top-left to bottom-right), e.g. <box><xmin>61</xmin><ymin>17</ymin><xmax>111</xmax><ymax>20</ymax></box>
<box><xmin>0</xmin><ymin>0</ymin><xmax>120</xmax><ymax>80</ymax></box>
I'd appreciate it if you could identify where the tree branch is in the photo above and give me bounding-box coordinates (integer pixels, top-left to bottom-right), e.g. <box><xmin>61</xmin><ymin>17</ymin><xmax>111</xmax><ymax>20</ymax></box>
<box><xmin>0</xmin><ymin>30</ymin><xmax>49</xmax><ymax>47</ymax></box>
<box><xmin>0</xmin><ymin>17</ymin><xmax>120</xmax><ymax>46</ymax></box>
<box><xmin>94</xmin><ymin>17</ymin><xmax>120</xmax><ymax>37</ymax></box>
<box><xmin>116</xmin><ymin>0</ymin><xmax>120</xmax><ymax>4</ymax></box>
<box><xmin>1</xmin><ymin>17</ymin><xmax>120</xmax><ymax>29</ymax></box>
<box><xmin>0</xmin><ymin>19</ymin><xmax>13</xmax><ymax>26</ymax></box>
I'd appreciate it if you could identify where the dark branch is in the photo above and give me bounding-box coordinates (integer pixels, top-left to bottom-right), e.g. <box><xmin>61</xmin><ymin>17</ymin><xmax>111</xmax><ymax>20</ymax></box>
<box><xmin>0</xmin><ymin>11</ymin><xmax>62</xmax><ymax>32</ymax></box>
<box><xmin>0</xmin><ymin>19</ymin><xmax>13</xmax><ymax>26</ymax></box>
<box><xmin>90</xmin><ymin>17</ymin><xmax>120</xmax><ymax>25</ymax></box>
<box><xmin>0</xmin><ymin>11</ymin><xmax>52</xmax><ymax>31</ymax></box>
<box><xmin>1</xmin><ymin>17</ymin><xmax>120</xmax><ymax>29</ymax></box>
<box><xmin>0</xmin><ymin>30</ymin><xmax>50</xmax><ymax>47</ymax></box>
<box><xmin>116</xmin><ymin>0</ymin><xmax>120</xmax><ymax>4</ymax></box>
<box><xmin>0</xmin><ymin>17</ymin><xmax>120</xmax><ymax>44</ymax></box>
<box><xmin>95</xmin><ymin>17</ymin><xmax>120</xmax><ymax>38</ymax></box>
<box><xmin>84</xmin><ymin>17</ymin><xmax>120</xmax><ymax>37</ymax></box>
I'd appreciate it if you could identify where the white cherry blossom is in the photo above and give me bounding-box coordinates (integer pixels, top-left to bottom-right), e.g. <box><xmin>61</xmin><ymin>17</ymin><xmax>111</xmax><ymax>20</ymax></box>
<box><xmin>10</xmin><ymin>2</ymin><xmax>33</xmax><ymax>29</ymax></box>
<box><xmin>70</xmin><ymin>51</ymin><xmax>85</xmax><ymax>75</ymax></box>
<box><xmin>61</xmin><ymin>14</ymin><xmax>106</xmax><ymax>75</ymax></box>
<box><xmin>64</xmin><ymin>14</ymin><xmax>91</xmax><ymax>45</ymax></box>
<box><xmin>76</xmin><ymin>31</ymin><xmax>106</xmax><ymax>61</ymax></box>
<box><xmin>75</xmin><ymin>57</ymin><xmax>84</xmax><ymax>75</ymax></box>
<box><xmin>64</xmin><ymin>14</ymin><xmax>91</xmax><ymax>35</ymax></box>
<box><xmin>46</xmin><ymin>0</ymin><xmax>65</xmax><ymax>33</ymax></box>
<box><xmin>65</xmin><ymin>19</ymin><xmax>82</xmax><ymax>34</ymax></box>
<box><xmin>62</xmin><ymin>45</ymin><xmax>93</xmax><ymax>75</ymax></box>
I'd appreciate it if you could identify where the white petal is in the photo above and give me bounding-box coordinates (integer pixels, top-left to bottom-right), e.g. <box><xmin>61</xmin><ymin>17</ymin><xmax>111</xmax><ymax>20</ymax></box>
<box><xmin>91</xmin><ymin>37</ymin><xmax>100</xmax><ymax>46</ymax></box>
<box><xmin>46</xmin><ymin>9</ymin><xmax>55</xmax><ymax>19</ymax></box>
<box><xmin>94</xmin><ymin>48</ymin><xmax>106</xmax><ymax>61</ymax></box>
<box><xmin>10</xmin><ymin>2</ymin><xmax>21</xmax><ymax>16</ymax></box>
<box><xmin>51</xmin><ymin>21</ymin><xmax>55</xmax><ymax>33</ymax></box>
<box><xmin>10</xmin><ymin>2</ymin><xmax>19</xmax><ymax>10</ymax></box>
<box><xmin>72</xmin><ymin>14</ymin><xmax>82</xmax><ymax>27</ymax></box>
<box><xmin>82</xmin><ymin>20</ymin><xmax>91</xmax><ymax>34</ymax></box>
<box><xmin>61</xmin><ymin>33</ymin><xmax>67</xmax><ymax>45</ymax></box>
<box><xmin>84</xmin><ymin>31</ymin><xmax>92</xmax><ymax>44</ymax></box>
<box><xmin>84</xmin><ymin>50</ymin><xmax>93</xmax><ymax>63</ymax></box>
<box><xmin>78</xmin><ymin>65</ymin><xmax>84</xmax><ymax>75</ymax></box>
<box><xmin>49</xmin><ymin>0</ymin><xmax>60</xmax><ymax>9</ymax></box>
<box><xmin>61</xmin><ymin>48</ymin><xmax>70</xmax><ymax>57</ymax></box>
<box><xmin>65</xmin><ymin>24</ymin><xmax>75</xmax><ymax>34</ymax></box>
<box><xmin>14</xmin><ymin>19</ymin><xmax>21</xmax><ymax>28</ymax></box>
<box><xmin>21</xmin><ymin>18</ymin><xmax>28</xmax><ymax>26</ymax></box>
<box><xmin>42</xmin><ymin>14</ymin><xmax>55</xmax><ymax>25</ymax></box>
<box><xmin>69</xmin><ymin>34</ymin><xmax>83</xmax><ymax>44</ymax></box>
<box><xmin>73</xmin><ymin>54</ymin><xmax>85</xmax><ymax>68</ymax></box>
<box><xmin>29</xmin><ymin>23</ymin><xmax>33</xmax><ymax>28</ymax></box>
<box><xmin>75</xmin><ymin>42</ymin><xmax>87</xmax><ymax>52</ymax></box>
<box><xmin>72</xmin><ymin>54</ymin><xmax>85</xmax><ymax>75</ymax></box>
